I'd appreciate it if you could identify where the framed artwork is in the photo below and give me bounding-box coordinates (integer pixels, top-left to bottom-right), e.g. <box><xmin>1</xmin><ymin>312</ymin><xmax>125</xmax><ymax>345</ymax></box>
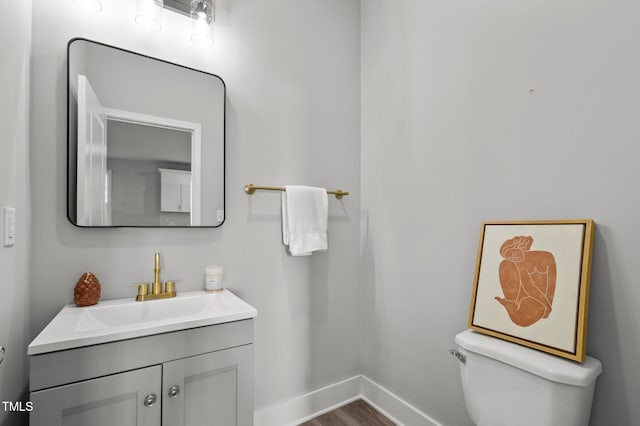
<box><xmin>468</xmin><ymin>220</ymin><xmax>595</xmax><ymax>362</ymax></box>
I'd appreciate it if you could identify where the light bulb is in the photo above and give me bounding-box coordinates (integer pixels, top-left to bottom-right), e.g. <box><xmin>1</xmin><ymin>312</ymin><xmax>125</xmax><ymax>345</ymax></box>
<box><xmin>191</xmin><ymin>19</ymin><xmax>214</xmax><ymax>46</ymax></box>
<box><xmin>190</xmin><ymin>0</ymin><xmax>214</xmax><ymax>46</ymax></box>
<box><xmin>190</xmin><ymin>0</ymin><xmax>213</xmax><ymax>24</ymax></box>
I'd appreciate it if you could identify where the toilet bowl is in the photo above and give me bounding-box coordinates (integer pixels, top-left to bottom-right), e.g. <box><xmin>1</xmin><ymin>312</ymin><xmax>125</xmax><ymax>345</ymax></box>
<box><xmin>452</xmin><ymin>330</ymin><xmax>602</xmax><ymax>426</ymax></box>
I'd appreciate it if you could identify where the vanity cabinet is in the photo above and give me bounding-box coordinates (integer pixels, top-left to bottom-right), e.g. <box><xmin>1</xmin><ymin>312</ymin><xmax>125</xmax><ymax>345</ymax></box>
<box><xmin>30</xmin><ymin>319</ymin><xmax>254</xmax><ymax>426</ymax></box>
<box><xmin>163</xmin><ymin>345</ymin><xmax>253</xmax><ymax>426</ymax></box>
<box><xmin>159</xmin><ymin>168</ymin><xmax>191</xmax><ymax>213</ymax></box>
<box><xmin>31</xmin><ymin>365</ymin><xmax>161</xmax><ymax>426</ymax></box>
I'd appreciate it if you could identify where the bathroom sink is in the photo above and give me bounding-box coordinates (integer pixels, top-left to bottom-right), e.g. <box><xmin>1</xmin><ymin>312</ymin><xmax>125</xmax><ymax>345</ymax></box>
<box><xmin>77</xmin><ymin>293</ymin><xmax>217</xmax><ymax>330</ymax></box>
<box><xmin>28</xmin><ymin>290</ymin><xmax>257</xmax><ymax>355</ymax></box>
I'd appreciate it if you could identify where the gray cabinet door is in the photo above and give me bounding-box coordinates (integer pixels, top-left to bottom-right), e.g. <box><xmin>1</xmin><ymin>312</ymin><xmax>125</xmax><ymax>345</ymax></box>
<box><xmin>30</xmin><ymin>365</ymin><xmax>161</xmax><ymax>426</ymax></box>
<box><xmin>162</xmin><ymin>345</ymin><xmax>254</xmax><ymax>426</ymax></box>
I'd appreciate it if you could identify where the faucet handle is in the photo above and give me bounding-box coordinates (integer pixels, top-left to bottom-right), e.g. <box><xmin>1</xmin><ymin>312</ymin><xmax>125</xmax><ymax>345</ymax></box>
<box><xmin>137</xmin><ymin>283</ymin><xmax>150</xmax><ymax>298</ymax></box>
<box><xmin>163</xmin><ymin>279</ymin><xmax>183</xmax><ymax>294</ymax></box>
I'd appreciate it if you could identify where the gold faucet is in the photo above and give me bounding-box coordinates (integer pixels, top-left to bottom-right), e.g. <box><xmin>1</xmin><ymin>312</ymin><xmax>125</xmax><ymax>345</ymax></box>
<box><xmin>136</xmin><ymin>252</ymin><xmax>177</xmax><ymax>301</ymax></box>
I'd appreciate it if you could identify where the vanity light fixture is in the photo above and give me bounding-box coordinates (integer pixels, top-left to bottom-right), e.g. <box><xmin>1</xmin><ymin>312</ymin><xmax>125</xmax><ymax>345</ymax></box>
<box><xmin>72</xmin><ymin>0</ymin><xmax>103</xmax><ymax>12</ymax></box>
<box><xmin>134</xmin><ymin>0</ymin><xmax>215</xmax><ymax>46</ymax></box>
<box><xmin>190</xmin><ymin>0</ymin><xmax>215</xmax><ymax>46</ymax></box>
<box><xmin>135</xmin><ymin>0</ymin><xmax>164</xmax><ymax>32</ymax></box>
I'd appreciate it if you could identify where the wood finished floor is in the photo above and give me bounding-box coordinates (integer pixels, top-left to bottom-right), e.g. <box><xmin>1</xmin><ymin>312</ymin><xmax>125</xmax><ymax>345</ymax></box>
<box><xmin>299</xmin><ymin>399</ymin><xmax>395</xmax><ymax>426</ymax></box>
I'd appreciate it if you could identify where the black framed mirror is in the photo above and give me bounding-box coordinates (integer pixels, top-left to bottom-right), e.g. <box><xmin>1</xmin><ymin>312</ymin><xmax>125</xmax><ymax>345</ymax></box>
<box><xmin>67</xmin><ymin>38</ymin><xmax>225</xmax><ymax>227</ymax></box>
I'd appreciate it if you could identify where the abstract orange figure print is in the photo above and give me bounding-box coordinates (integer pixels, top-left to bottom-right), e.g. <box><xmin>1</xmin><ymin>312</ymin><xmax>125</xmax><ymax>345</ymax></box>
<box><xmin>495</xmin><ymin>236</ymin><xmax>556</xmax><ymax>327</ymax></box>
<box><xmin>469</xmin><ymin>220</ymin><xmax>595</xmax><ymax>362</ymax></box>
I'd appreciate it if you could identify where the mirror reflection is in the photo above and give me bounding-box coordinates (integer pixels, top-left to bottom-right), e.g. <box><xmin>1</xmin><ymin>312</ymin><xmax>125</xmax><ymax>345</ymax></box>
<box><xmin>67</xmin><ymin>38</ymin><xmax>225</xmax><ymax>227</ymax></box>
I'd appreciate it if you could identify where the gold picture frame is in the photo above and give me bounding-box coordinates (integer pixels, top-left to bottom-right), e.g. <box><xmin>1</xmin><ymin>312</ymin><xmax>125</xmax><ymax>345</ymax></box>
<box><xmin>468</xmin><ymin>219</ymin><xmax>595</xmax><ymax>362</ymax></box>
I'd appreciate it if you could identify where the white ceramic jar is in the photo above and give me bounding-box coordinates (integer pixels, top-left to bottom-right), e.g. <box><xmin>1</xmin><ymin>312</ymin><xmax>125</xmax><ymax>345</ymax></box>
<box><xmin>205</xmin><ymin>266</ymin><xmax>224</xmax><ymax>292</ymax></box>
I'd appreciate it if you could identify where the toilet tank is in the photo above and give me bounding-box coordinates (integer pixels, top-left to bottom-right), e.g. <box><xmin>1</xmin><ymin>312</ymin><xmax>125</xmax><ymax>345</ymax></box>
<box><xmin>454</xmin><ymin>330</ymin><xmax>602</xmax><ymax>426</ymax></box>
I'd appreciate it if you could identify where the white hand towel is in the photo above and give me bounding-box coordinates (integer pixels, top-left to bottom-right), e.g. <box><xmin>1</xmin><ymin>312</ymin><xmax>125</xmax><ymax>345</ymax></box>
<box><xmin>281</xmin><ymin>185</ymin><xmax>328</xmax><ymax>256</ymax></box>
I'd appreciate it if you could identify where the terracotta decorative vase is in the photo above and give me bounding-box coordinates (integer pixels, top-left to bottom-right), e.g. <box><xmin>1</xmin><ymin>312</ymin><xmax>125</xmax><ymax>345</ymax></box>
<box><xmin>74</xmin><ymin>272</ymin><xmax>101</xmax><ymax>307</ymax></box>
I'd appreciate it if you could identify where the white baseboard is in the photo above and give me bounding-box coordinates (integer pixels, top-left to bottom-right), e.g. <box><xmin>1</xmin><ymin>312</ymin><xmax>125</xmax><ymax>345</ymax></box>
<box><xmin>254</xmin><ymin>376</ymin><xmax>362</xmax><ymax>426</ymax></box>
<box><xmin>254</xmin><ymin>375</ymin><xmax>443</xmax><ymax>426</ymax></box>
<box><xmin>360</xmin><ymin>376</ymin><xmax>443</xmax><ymax>426</ymax></box>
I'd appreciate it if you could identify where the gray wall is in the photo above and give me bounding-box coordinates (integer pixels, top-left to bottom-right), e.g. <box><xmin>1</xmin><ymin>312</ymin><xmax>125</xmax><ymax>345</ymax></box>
<box><xmin>0</xmin><ymin>1</ymin><xmax>32</xmax><ymax>425</ymax></box>
<box><xmin>107</xmin><ymin>120</ymin><xmax>191</xmax><ymax>162</ymax></box>
<box><xmin>361</xmin><ymin>0</ymin><xmax>640</xmax><ymax>425</ymax></box>
<box><xmin>30</xmin><ymin>0</ymin><xmax>361</xmax><ymax>415</ymax></box>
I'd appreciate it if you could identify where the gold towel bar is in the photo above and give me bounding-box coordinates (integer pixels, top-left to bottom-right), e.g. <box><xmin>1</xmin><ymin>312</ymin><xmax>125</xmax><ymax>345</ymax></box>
<box><xmin>244</xmin><ymin>183</ymin><xmax>349</xmax><ymax>199</ymax></box>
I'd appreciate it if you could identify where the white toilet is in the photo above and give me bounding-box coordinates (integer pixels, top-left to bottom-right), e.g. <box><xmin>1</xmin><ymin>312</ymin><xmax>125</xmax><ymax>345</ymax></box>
<box><xmin>452</xmin><ymin>330</ymin><xmax>602</xmax><ymax>426</ymax></box>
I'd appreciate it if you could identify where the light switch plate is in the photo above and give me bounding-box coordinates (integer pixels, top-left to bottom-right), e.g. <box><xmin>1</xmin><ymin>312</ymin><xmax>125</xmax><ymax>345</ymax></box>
<box><xmin>4</xmin><ymin>207</ymin><xmax>16</xmax><ymax>247</ymax></box>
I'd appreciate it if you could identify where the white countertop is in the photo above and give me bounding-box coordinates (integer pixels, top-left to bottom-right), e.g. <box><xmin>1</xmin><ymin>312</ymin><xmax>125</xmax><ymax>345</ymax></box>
<box><xmin>28</xmin><ymin>290</ymin><xmax>257</xmax><ymax>355</ymax></box>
